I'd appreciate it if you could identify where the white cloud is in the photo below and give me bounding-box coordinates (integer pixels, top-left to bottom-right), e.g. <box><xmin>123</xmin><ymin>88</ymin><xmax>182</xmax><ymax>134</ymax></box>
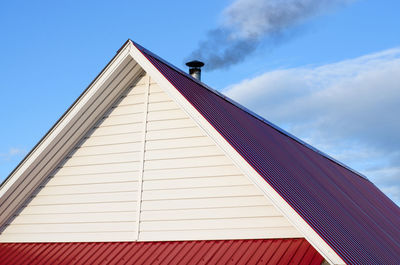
<box><xmin>0</xmin><ymin>148</ymin><xmax>26</xmax><ymax>161</ymax></box>
<box><xmin>224</xmin><ymin>48</ymin><xmax>400</xmax><ymax>205</ymax></box>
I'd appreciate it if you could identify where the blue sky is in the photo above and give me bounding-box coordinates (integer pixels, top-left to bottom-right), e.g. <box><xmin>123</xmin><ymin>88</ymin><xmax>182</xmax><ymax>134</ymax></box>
<box><xmin>1</xmin><ymin>0</ymin><xmax>399</xmax><ymax>204</ymax></box>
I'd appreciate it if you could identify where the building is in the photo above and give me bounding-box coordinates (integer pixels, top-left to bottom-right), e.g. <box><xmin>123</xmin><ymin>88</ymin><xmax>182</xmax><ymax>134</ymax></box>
<box><xmin>0</xmin><ymin>40</ymin><xmax>398</xmax><ymax>264</ymax></box>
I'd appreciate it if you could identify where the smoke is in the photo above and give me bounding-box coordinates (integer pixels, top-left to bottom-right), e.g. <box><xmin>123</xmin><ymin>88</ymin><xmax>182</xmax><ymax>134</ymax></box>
<box><xmin>188</xmin><ymin>0</ymin><xmax>353</xmax><ymax>71</ymax></box>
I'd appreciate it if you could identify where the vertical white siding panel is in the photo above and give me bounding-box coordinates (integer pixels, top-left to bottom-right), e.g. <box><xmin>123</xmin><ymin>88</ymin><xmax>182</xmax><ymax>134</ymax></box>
<box><xmin>138</xmin><ymin>86</ymin><xmax>302</xmax><ymax>241</ymax></box>
<box><xmin>0</xmin><ymin>74</ymin><xmax>150</xmax><ymax>243</ymax></box>
<box><xmin>134</xmin><ymin>75</ymin><xmax>150</xmax><ymax>240</ymax></box>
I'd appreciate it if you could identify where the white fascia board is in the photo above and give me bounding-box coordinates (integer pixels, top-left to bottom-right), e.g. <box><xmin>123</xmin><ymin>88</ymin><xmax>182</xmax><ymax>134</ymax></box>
<box><xmin>128</xmin><ymin>42</ymin><xmax>345</xmax><ymax>265</ymax></box>
<box><xmin>0</xmin><ymin>42</ymin><xmax>140</xmax><ymax>226</ymax></box>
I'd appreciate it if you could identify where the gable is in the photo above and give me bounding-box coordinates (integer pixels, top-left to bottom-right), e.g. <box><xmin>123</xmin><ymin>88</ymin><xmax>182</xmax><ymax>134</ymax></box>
<box><xmin>7</xmin><ymin>39</ymin><xmax>397</xmax><ymax>264</ymax></box>
<box><xmin>0</xmin><ymin>72</ymin><xmax>301</xmax><ymax>242</ymax></box>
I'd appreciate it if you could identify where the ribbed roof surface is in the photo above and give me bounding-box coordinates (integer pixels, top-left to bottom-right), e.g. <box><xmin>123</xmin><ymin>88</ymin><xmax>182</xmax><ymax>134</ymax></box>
<box><xmin>133</xmin><ymin>42</ymin><xmax>400</xmax><ymax>265</ymax></box>
<box><xmin>0</xmin><ymin>239</ymin><xmax>322</xmax><ymax>265</ymax></box>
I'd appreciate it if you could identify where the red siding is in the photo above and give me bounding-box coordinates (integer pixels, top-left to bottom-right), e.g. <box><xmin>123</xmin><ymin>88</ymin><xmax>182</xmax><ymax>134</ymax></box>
<box><xmin>0</xmin><ymin>239</ymin><xmax>322</xmax><ymax>265</ymax></box>
<box><xmin>133</xmin><ymin>41</ymin><xmax>400</xmax><ymax>265</ymax></box>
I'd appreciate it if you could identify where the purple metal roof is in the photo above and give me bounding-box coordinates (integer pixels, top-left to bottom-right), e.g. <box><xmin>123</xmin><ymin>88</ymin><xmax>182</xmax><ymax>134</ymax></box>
<box><xmin>133</xmin><ymin>41</ymin><xmax>400</xmax><ymax>265</ymax></box>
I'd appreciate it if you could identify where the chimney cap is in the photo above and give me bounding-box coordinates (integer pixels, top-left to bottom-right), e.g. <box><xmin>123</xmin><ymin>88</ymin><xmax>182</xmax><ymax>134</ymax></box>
<box><xmin>186</xmin><ymin>60</ymin><xmax>204</xmax><ymax>68</ymax></box>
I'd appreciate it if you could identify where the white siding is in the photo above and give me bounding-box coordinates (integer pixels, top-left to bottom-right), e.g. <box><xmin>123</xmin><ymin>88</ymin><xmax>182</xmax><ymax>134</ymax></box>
<box><xmin>0</xmin><ymin>74</ymin><xmax>149</xmax><ymax>242</ymax></box>
<box><xmin>0</xmin><ymin>76</ymin><xmax>301</xmax><ymax>242</ymax></box>
<box><xmin>137</xmin><ymin>85</ymin><xmax>301</xmax><ymax>241</ymax></box>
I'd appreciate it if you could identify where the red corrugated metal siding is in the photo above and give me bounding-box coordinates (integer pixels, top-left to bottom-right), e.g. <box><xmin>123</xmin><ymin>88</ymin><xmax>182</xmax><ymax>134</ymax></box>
<box><xmin>133</xmin><ymin>42</ymin><xmax>400</xmax><ymax>265</ymax></box>
<box><xmin>0</xmin><ymin>239</ymin><xmax>322</xmax><ymax>265</ymax></box>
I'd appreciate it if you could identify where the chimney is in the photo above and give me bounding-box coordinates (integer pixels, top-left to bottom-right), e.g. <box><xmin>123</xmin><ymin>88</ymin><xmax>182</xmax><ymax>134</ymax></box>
<box><xmin>186</xmin><ymin>60</ymin><xmax>205</xmax><ymax>81</ymax></box>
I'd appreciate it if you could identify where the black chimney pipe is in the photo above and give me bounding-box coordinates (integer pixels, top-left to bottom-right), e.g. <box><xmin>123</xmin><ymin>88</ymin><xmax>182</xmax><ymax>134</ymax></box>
<box><xmin>186</xmin><ymin>60</ymin><xmax>205</xmax><ymax>81</ymax></box>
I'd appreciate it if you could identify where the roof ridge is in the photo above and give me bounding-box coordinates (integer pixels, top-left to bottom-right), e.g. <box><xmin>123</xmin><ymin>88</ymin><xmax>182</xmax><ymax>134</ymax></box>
<box><xmin>132</xmin><ymin>40</ymin><xmax>369</xmax><ymax>182</ymax></box>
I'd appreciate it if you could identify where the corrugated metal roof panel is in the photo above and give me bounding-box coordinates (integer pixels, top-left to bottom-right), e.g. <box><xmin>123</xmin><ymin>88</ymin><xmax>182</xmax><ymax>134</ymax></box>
<box><xmin>133</xmin><ymin>42</ymin><xmax>400</xmax><ymax>265</ymax></box>
<box><xmin>0</xmin><ymin>239</ymin><xmax>321</xmax><ymax>265</ymax></box>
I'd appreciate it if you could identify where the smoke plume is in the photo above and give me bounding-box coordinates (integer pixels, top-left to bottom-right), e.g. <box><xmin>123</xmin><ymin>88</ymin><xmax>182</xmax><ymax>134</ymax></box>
<box><xmin>188</xmin><ymin>0</ymin><xmax>352</xmax><ymax>71</ymax></box>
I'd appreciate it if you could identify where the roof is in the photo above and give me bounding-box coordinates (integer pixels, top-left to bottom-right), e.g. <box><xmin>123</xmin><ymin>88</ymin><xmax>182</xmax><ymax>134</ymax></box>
<box><xmin>132</xmin><ymin>41</ymin><xmax>400</xmax><ymax>264</ymax></box>
<box><xmin>0</xmin><ymin>239</ymin><xmax>323</xmax><ymax>265</ymax></box>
